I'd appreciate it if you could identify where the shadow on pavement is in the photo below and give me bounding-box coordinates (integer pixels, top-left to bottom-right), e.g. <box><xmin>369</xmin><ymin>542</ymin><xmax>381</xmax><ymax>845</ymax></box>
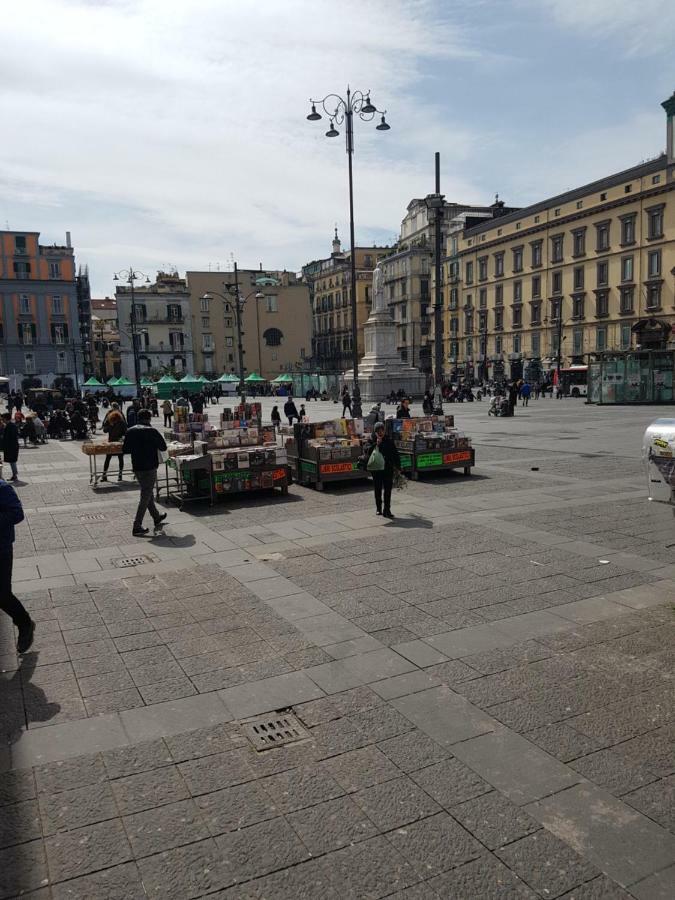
<box><xmin>385</xmin><ymin>513</ymin><xmax>434</xmax><ymax>529</ymax></box>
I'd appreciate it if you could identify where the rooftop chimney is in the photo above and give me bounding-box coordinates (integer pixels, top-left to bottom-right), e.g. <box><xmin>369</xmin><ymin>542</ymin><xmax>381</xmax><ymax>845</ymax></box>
<box><xmin>66</xmin><ymin>231</ymin><xmax>72</xmax><ymax>248</ymax></box>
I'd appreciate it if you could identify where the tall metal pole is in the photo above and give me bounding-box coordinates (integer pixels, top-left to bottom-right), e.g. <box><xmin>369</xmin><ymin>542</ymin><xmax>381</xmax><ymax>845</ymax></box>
<box><xmin>556</xmin><ymin>300</ymin><xmax>563</xmax><ymax>388</ymax></box>
<box><xmin>345</xmin><ymin>89</ymin><xmax>362</xmax><ymax>418</ymax></box>
<box><xmin>233</xmin><ymin>262</ymin><xmax>246</xmax><ymax>406</ymax></box>
<box><xmin>255</xmin><ymin>295</ymin><xmax>262</xmax><ymax>375</ymax></box>
<box><xmin>434</xmin><ymin>152</ymin><xmax>443</xmax><ymax>391</ymax></box>
<box><xmin>71</xmin><ymin>342</ymin><xmax>80</xmax><ymax>392</ymax></box>
<box><xmin>129</xmin><ymin>270</ymin><xmax>141</xmax><ymax>396</ymax></box>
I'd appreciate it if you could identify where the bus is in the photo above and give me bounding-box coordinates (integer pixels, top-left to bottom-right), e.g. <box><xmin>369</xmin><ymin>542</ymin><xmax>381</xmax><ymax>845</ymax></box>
<box><xmin>556</xmin><ymin>364</ymin><xmax>588</xmax><ymax>398</ymax></box>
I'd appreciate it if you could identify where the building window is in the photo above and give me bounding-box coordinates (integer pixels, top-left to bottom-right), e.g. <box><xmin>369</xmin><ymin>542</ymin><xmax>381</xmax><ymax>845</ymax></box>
<box><xmin>51</xmin><ymin>323</ymin><xmax>68</xmax><ymax>344</ymax></box>
<box><xmin>531</xmin><ymin>241</ymin><xmax>543</xmax><ymax>268</ymax></box>
<box><xmin>572</xmin><ymin>327</ymin><xmax>584</xmax><ymax>356</ymax></box>
<box><xmin>199</xmin><ymin>297</ymin><xmax>209</xmax><ymax>313</ymax></box>
<box><xmin>576</xmin><ymin>201</ymin><xmax>583</xmax><ymax>210</ymax></box>
<box><xmin>266</xmin><ymin>295</ymin><xmax>278</xmax><ymax>313</ymax></box>
<box><xmin>13</xmin><ymin>261</ymin><xmax>31</xmax><ymax>278</ymax></box>
<box><xmin>465</xmin><ymin>261</ymin><xmax>474</xmax><ymax>285</ymax></box>
<box><xmin>19</xmin><ymin>323</ymin><xmax>36</xmax><ymax>345</ymax></box>
<box><xmin>466</xmin><ymin>338</ymin><xmax>473</xmax><ymax>359</ymax></box>
<box><xmin>420</xmin><ymin>278</ymin><xmax>429</xmax><ymax>300</ymax></box>
<box><xmin>573</xmin><ymin>267</ymin><xmax>584</xmax><ymax>291</ymax></box>
<box><xmin>647</xmin><ymin>206</ymin><xmax>664</xmax><ymax>240</ymax></box>
<box><xmin>531</xmin><ymin>332</ymin><xmax>541</xmax><ymax>355</ymax></box>
<box><xmin>512</xmin><ymin>306</ymin><xmax>522</xmax><ymax>328</ymax></box>
<box><xmin>134</xmin><ymin>303</ymin><xmax>147</xmax><ymax>323</ymax></box>
<box><xmin>19</xmin><ymin>294</ymin><xmax>31</xmax><ymax>315</ymax></box>
<box><xmin>552</xmin><ymin>270</ymin><xmax>562</xmax><ymax>295</ymax></box>
<box><xmin>465</xmin><ymin>294</ymin><xmax>473</xmax><ymax>310</ymax></box>
<box><xmin>512</xmin><ymin>247</ymin><xmax>523</xmax><ymax>272</ymax></box>
<box><xmin>495</xmin><ymin>336</ymin><xmax>502</xmax><ymax>354</ymax></box>
<box><xmin>652</xmin><ymin>174</ymin><xmax>661</xmax><ymax>185</ymax></box>
<box><xmin>478</xmin><ymin>310</ymin><xmax>488</xmax><ymax>332</ymax></box>
<box><xmin>554</xmin><ymin>208</ymin><xmax>561</xmax><ymax>217</ymax></box>
<box><xmin>14</xmin><ymin>235</ymin><xmax>27</xmax><ymax>254</ymax></box>
<box><xmin>364</xmin><ymin>255</ymin><xmax>372</xmax><ymax>267</ymax></box>
<box><xmin>595</xmin><ymin>291</ymin><xmax>609</xmax><ymax>318</ymax></box>
<box><xmin>625</xmin><ymin>184</ymin><xmax>632</xmax><ymax>194</ymax></box>
<box><xmin>551</xmin><ymin>298</ymin><xmax>561</xmax><ymax>321</ymax></box>
<box><xmin>600</xmin><ymin>192</ymin><xmax>607</xmax><ymax>201</ymax></box>
<box><xmin>596</xmin><ymin>326</ymin><xmax>608</xmax><ymax>350</ymax></box>
<box><xmin>495</xmin><ymin>284</ymin><xmax>504</xmax><ymax>306</ymax></box>
<box><xmin>49</xmin><ymin>262</ymin><xmax>61</xmax><ymax>279</ymax></box>
<box><xmin>478</xmin><ymin>257</ymin><xmax>488</xmax><ymax>281</ymax></box>
<box><xmin>479</xmin><ymin>288</ymin><xmax>487</xmax><ymax>309</ymax></box>
<box><xmin>200</xmin><ymin>316</ymin><xmax>209</xmax><ymax>329</ymax></box>
<box><xmin>551</xmin><ymin>235</ymin><xmax>564</xmax><ymax>263</ymax></box>
<box><xmin>621</xmin><ymin>256</ymin><xmax>633</xmax><ymax>283</ymax></box>
<box><xmin>620</xmin><ymin>214</ymin><xmax>636</xmax><ymax>246</ymax></box>
<box><xmin>464</xmin><ymin>311</ymin><xmax>473</xmax><ymax>334</ymax></box>
<box><xmin>620</xmin><ymin>287</ymin><xmax>634</xmax><ymax>314</ymax></box>
<box><xmin>648</xmin><ymin>249</ymin><xmax>662</xmax><ymax>278</ymax></box>
<box><xmin>513</xmin><ymin>333</ymin><xmax>521</xmax><ymax>354</ymax></box>
<box><xmin>596</xmin><ymin>261</ymin><xmax>609</xmax><ymax>287</ymax></box>
<box><xmin>202</xmin><ymin>334</ymin><xmax>214</xmax><ymax>350</ymax></box>
<box><xmin>646</xmin><ymin>283</ymin><xmax>662</xmax><ymax>310</ymax></box>
<box><xmin>513</xmin><ymin>281</ymin><xmax>522</xmax><ymax>303</ymax></box>
<box><xmin>495</xmin><ymin>308</ymin><xmax>504</xmax><ymax>330</ymax></box>
<box><xmin>531</xmin><ymin>275</ymin><xmax>541</xmax><ymax>299</ymax></box>
<box><xmin>534</xmin><ymin>215</ymin><xmax>540</xmax><ymax>224</ymax></box>
<box><xmin>494</xmin><ymin>253</ymin><xmax>504</xmax><ymax>278</ymax></box>
<box><xmin>572</xmin><ymin>295</ymin><xmax>585</xmax><ymax>319</ymax></box>
<box><xmin>531</xmin><ymin>302</ymin><xmax>542</xmax><ymax>326</ymax></box>
<box><xmin>51</xmin><ymin>295</ymin><xmax>63</xmax><ymax>315</ymax></box>
<box><xmin>56</xmin><ymin>351</ymin><xmax>68</xmax><ymax>373</ymax></box>
<box><xmin>450</xmin><ymin>317</ymin><xmax>459</xmax><ymax>334</ymax></box>
<box><xmin>620</xmin><ymin>324</ymin><xmax>631</xmax><ymax>350</ymax></box>
<box><xmin>203</xmin><ymin>356</ymin><xmax>214</xmax><ymax>374</ymax></box>
<box><xmin>225</xmin><ymin>336</ymin><xmax>233</xmax><ymax>348</ymax></box>
<box><xmin>449</xmin><ymin>288</ymin><xmax>458</xmax><ymax>310</ymax></box>
<box><xmin>572</xmin><ymin>229</ymin><xmax>586</xmax><ymax>257</ymax></box>
<box><xmin>595</xmin><ymin>221</ymin><xmax>610</xmax><ymax>252</ymax></box>
<box><xmin>24</xmin><ymin>353</ymin><xmax>35</xmax><ymax>374</ymax></box>
<box><xmin>263</xmin><ymin>327</ymin><xmax>283</xmax><ymax>346</ymax></box>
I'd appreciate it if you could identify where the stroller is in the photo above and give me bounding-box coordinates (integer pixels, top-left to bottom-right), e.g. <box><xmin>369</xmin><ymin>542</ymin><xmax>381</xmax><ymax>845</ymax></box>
<box><xmin>488</xmin><ymin>395</ymin><xmax>510</xmax><ymax>417</ymax></box>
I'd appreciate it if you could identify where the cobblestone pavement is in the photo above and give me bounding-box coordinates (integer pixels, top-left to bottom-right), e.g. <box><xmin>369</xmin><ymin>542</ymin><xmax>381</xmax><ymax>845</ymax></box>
<box><xmin>1</xmin><ymin>400</ymin><xmax>674</xmax><ymax>898</ymax></box>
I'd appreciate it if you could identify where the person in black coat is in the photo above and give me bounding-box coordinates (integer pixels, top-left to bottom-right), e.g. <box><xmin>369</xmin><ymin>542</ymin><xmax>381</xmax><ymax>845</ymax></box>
<box><xmin>396</xmin><ymin>397</ymin><xmax>411</xmax><ymax>419</ymax></box>
<box><xmin>364</xmin><ymin>422</ymin><xmax>401</xmax><ymax>518</ymax></box>
<box><xmin>284</xmin><ymin>397</ymin><xmax>299</xmax><ymax>425</ymax></box>
<box><xmin>1</xmin><ymin>413</ymin><xmax>20</xmax><ymax>480</ymax></box>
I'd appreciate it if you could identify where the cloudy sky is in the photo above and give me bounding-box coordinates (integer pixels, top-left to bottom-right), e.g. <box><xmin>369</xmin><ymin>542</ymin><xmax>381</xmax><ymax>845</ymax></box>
<box><xmin>1</xmin><ymin>0</ymin><xmax>673</xmax><ymax>295</ymax></box>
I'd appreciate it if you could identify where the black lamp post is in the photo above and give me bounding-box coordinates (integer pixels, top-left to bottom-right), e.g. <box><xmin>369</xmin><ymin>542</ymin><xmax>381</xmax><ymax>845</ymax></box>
<box><xmin>306</xmin><ymin>88</ymin><xmax>390</xmax><ymax>418</ymax></box>
<box><xmin>113</xmin><ymin>268</ymin><xmax>150</xmax><ymax>395</ymax></box>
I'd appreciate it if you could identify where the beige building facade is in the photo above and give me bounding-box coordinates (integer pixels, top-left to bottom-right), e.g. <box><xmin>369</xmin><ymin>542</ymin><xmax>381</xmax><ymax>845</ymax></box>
<box><xmin>187</xmin><ymin>269</ymin><xmax>312</xmax><ymax>381</ymax></box>
<box><xmin>90</xmin><ymin>297</ymin><xmax>120</xmax><ymax>381</ymax></box>
<box><xmin>447</xmin><ymin>93</ymin><xmax>675</xmax><ymax>382</ymax></box>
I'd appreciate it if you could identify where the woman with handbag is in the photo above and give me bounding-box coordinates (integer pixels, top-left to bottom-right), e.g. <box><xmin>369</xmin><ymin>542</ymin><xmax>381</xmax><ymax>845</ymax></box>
<box><xmin>100</xmin><ymin>403</ymin><xmax>127</xmax><ymax>482</ymax></box>
<box><xmin>365</xmin><ymin>422</ymin><xmax>401</xmax><ymax>519</ymax></box>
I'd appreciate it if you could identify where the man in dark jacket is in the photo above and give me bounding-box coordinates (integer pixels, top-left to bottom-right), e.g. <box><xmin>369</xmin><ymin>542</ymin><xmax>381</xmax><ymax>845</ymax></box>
<box><xmin>396</xmin><ymin>397</ymin><xmax>411</xmax><ymax>419</ymax></box>
<box><xmin>1</xmin><ymin>413</ymin><xmax>20</xmax><ymax>481</ymax></box>
<box><xmin>122</xmin><ymin>409</ymin><xmax>168</xmax><ymax>536</ymax></box>
<box><xmin>284</xmin><ymin>397</ymin><xmax>299</xmax><ymax>425</ymax></box>
<box><xmin>0</xmin><ymin>478</ymin><xmax>35</xmax><ymax>652</ymax></box>
<box><xmin>365</xmin><ymin>422</ymin><xmax>401</xmax><ymax>519</ymax></box>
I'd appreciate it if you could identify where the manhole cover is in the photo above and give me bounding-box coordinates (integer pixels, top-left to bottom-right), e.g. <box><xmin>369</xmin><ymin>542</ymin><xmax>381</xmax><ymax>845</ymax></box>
<box><xmin>79</xmin><ymin>514</ymin><xmax>107</xmax><ymax>522</ymax></box>
<box><xmin>112</xmin><ymin>555</ymin><xmax>157</xmax><ymax>569</ymax></box>
<box><xmin>242</xmin><ymin>713</ymin><xmax>308</xmax><ymax>751</ymax></box>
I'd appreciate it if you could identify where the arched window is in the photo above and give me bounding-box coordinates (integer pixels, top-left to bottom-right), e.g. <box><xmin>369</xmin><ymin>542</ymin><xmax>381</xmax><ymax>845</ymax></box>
<box><xmin>263</xmin><ymin>327</ymin><xmax>283</xmax><ymax>347</ymax></box>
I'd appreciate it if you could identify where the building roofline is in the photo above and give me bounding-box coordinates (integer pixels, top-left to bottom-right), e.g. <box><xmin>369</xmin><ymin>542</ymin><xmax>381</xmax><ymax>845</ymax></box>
<box><xmin>465</xmin><ymin>153</ymin><xmax>667</xmax><ymax>237</ymax></box>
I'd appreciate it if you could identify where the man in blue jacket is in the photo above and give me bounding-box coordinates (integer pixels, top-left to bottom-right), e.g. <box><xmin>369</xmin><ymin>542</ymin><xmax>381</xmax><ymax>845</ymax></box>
<box><xmin>0</xmin><ymin>477</ymin><xmax>35</xmax><ymax>652</ymax></box>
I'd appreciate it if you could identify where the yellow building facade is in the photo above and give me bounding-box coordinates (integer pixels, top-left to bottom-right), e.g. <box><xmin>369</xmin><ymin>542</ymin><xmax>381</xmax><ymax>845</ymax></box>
<box><xmin>446</xmin><ymin>94</ymin><xmax>675</xmax><ymax>382</ymax></box>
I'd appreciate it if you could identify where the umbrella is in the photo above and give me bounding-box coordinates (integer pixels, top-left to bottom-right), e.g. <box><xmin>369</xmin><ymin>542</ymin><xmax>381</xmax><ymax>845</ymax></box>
<box><xmin>83</xmin><ymin>376</ymin><xmax>105</xmax><ymax>387</ymax></box>
<box><xmin>244</xmin><ymin>372</ymin><xmax>266</xmax><ymax>382</ymax></box>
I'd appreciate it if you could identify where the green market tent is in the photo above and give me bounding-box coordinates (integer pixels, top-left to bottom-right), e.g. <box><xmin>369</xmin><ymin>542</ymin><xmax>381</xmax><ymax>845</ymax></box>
<box><xmin>83</xmin><ymin>376</ymin><xmax>105</xmax><ymax>387</ymax></box>
<box><xmin>217</xmin><ymin>373</ymin><xmax>239</xmax><ymax>382</ymax></box>
<box><xmin>140</xmin><ymin>377</ymin><xmax>155</xmax><ymax>386</ymax></box>
<box><xmin>157</xmin><ymin>374</ymin><xmax>177</xmax><ymax>384</ymax></box>
<box><xmin>244</xmin><ymin>372</ymin><xmax>266</xmax><ymax>383</ymax></box>
<box><xmin>107</xmin><ymin>377</ymin><xmax>120</xmax><ymax>386</ymax></box>
<box><xmin>197</xmin><ymin>375</ymin><xmax>211</xmax><ymax>383</ymax></box>
<box><xmin>272</xmin><ymin>374</ymin><xmax>293</xmax><ymax>383</ymax></box>
<box><xmin>156</xmin><ymin>374</ymin><xmax>178</xmax><ymax>399</ymax></box>
<box><xmin>116</xmin><ymin>377</ymin><xmax>134</xmax><ymax>386</ymax></box>
<box><xmin>176</xmin><ymin>374</ymin><xmax>203</xmax><ymax>395</ymax></box>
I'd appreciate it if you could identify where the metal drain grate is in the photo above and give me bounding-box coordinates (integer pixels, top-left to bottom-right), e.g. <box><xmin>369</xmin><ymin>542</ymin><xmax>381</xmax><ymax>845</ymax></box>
<box><xmin>242</xmin><ymin>713</ymin><xmax>308</xmax><ymax>751</ymax></box>
<box><xmin>79</xmin><ymin>514</ymin><xmax>107</xmax><ymax>522</ymax></box>
<box><xmin>112</xmin><ymin>555</ymin><xmax>157</xmax><ymax>569</ymax></box>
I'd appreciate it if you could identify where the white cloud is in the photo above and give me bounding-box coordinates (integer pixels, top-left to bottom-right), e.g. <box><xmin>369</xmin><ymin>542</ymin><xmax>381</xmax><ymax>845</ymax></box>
<box><xmin>523</xmin><ymin>0</ymin><xmax>675</xmax><ymax>55</ymax></box>
<box><xmin>0</xmin><ymin>0</ymin><xmax>487</xmax><ymax>292</ymax></box>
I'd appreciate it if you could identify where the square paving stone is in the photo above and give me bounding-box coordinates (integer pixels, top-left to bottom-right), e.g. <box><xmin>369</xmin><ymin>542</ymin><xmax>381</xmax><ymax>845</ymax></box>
<box><xmin>45</xmin><ymin>817</ymin><xmax>132</xmax><ymax>882</ymax></box>
<box><xmin>124</xmin><ymin>798</ymin><xmax>210</xmax><ymax>857</ymax></box>
<box><xmin>376</xmin><ymin>730</ymin><xmax>451</xmax><ymax>773</ymax></box>
<box><xmin>524</xmin><ymin>723</ymin><xmax>606</xmax><ymax>763</ymax></box>
<box><xmin>620</xmin><ymin>775</ymin><xmax>675</xmax><ymax>833</ymax></box>
<box><xmin>384</xmin><ymin>885</ymin><xmax>441</xmax><ymax>900</ymax></box>
<box><xmin>261</xmin><ymin>765</ymin><xmax>344</xmax><ymax>815</ymax></box>
<box><xmin>410</xmin><ymin>758</ymin><xmax>492</xmax><ymax>808</ymax></box>
<box><xmin>164</xmin><ymin>722</ymin><xmax>244</xmax><ymax>763</ymax></box>
<box><xmin>0</xmin><ymin>839</ymin><xmax>48</xmax><ymax>899</ymax></box>
<box><xmin>558</xmin><ymin>874</ymin><xmax>637</xmax><ymax>899</ymax></box>
<box><xmin>35</xmin><ymin>753</ymin><xmax>106</xmax><ymax>795</ymax></box>
<box><xmin>308</xmin><ymin>717</ymin><xmax>370</xmax><ymax>757</ymax></box>
<box><xmin>332</xmin><ymin>834</ymin><xmax>421</xmax><ymax>898</ymax></box>
<box><xmin>216</xmin><ymin>816</ymin><xmax>309</xmax><ymax>882</ymax></box>
<box><xmin>102</xmin><ymin>738</ymin><xmax>173</xmax><ymax>779</ymax></box>
<box><xmin>195</xmin><ymin>781</ymin><xmax>275</xmax><ymax>835</ymax></box>
<box><xmin>450</xmin><ymin>790</ymin><xmax>541</xmax><ymax>850</ymax></box>
<box><xmin>50</xmin><ymin>861</ymin><xmax>147</xmax><ymax>899</ymax></box>
<box><xmin>84</xmin><ymin>688</ymin><xmax>145</xmax><ymax>716</ymax></box>
<box><xmin>429</xmin><ymin>853</ymin><xmax>538</xmax><ymax>898</ymax></box>
<box><xmin>137</xmin><ymin>838</ymin><xmax>234</xmax><ymax>900</ymax></box>
<box><xmin>388</xmin><ymin>811</ymin><xmax>483</xmax><ymax>876</ymax></box>
<box><xmin>0</xmin><ymin>799</ymin><xmax>42</xmax><ymax>849</ymax></box>
<box><xmin>286</xmin><ymin>795</ymin><xmax>378</xmax><ymax>855</ymax></box>
<box><xmin>497</xmin><ymin>829</ymin><xmax>602</xmax><ymax>898</ymax></box>
<box><xmin>570</xmin><ymin>748</ymin><xmax>659</xmax><ymax>797</ymax></box>
<box><xmin>111</xmin><ymin>765</ymin><xmax>190</xmax><ymax>815</ymax></box>
<box><xmin>178</xmin><ymin>748</ymin><xmax>255</xmax><ymax>796</ymax></box>
<box><xmin>39</xmin><ymin>781</ymin><xmax>118</xmax><ymax>835</ymax></box>
<box><xmin>347</xmin><ymin>704</ymin><xmax>415</xmax><ymax>742</ymax></box>
<box><xmin>0</xmin><ymin>768</ymin><xmax>36</xmax><ymax>806</ymax></box>
<box><xmin>629</xmin><ymin>863</ymin><xmax>675</xmax><ymax>900</ymax></box>
<box><xmin>353</xmin><ymin>775</ymin><xmax>441</xmax><ymax>831</ymax></box>
<box><xmin>322</xmin><ymin>746</ymin><xmax>401</xmax><ymax>793</ymax></box>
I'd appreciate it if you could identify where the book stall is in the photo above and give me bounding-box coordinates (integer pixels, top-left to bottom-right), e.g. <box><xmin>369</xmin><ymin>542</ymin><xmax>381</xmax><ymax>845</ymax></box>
<box><xmin>281</xmin><ymin>418</ymin><xmax>369</xmax><ymax>491</ymax></box>
<box><xmin>81</xmin><ymin>440</ymin><xmax>135</xmax><ymax>487</ymax></box>
<box><xmin>385</xmin><ymin>415</ymin><xmax>475</xmax><ymax>480</ymax></box>
<box><xmin>160</xmin><ymin>402</ymin><xmax>290</xmax><ymax>507</ymax></box>
<box><xmin>642</xmin><ymin>418</ymin><xmax>675</xmax><ymax>504</ymax></box>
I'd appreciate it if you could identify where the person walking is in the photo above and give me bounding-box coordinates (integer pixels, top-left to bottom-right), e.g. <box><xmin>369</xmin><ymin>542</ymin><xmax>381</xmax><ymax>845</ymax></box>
<box><xmin>508</xmin><ymin>381</ymin><xmax>519</xmax><ymax>416</ymax></box>
<box><xmin>1</xmin><ymin>413</ymin><xmax>20</xmax><ymax>481</ymax></box>
<box><xmin>0</xmin><ymin>477</ymin><xmax>35</xmax><ymax>653</ymax></box>
<box><xmin>284</xmin><ymin>396</ymin><xmax>299</xmax><ymax>426</ymax></box>
<box><xmin>271</xmin><ymin>405</ymin><xmax>281</xmax><ymax>430</ymax></box>
<box><xmin>341</xmin><ymin>388</ymin><xmax>352</xmax><ymax>418</ymax></box>
<box><xmin>122</xmin><ymin>409</ymin><xmax>168</xmax><ymax>536</ymax></box>
<box><xmin>396</xmin><ymin>397</ymin><xmax>411</xmax><ymax>419</ymax></box>
<box><xmin>162</xmin><ymin>399</ymin><xmax>174</xmax><ymax>428</ymax></box>
<box><xmin>520</xmin><ymin>382</ymin><xmax>531</xmax><ymax>407</ymax></box>
<box><xmin>100</xmin><ymin>403</ymin><xmax>127</xmax><ymax>482</ymax></box>
<box><xmin>364</xmin><ymin>422</ymin><xmax>400</xmax><ymax>519</ymax></box>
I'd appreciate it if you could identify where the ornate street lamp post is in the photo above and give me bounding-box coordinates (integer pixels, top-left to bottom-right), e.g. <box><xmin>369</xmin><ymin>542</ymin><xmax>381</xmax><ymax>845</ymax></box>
<box><xmin>306</xmin><ymin>88</ymin><xmax>390</xmax><ymax>418</ymax></box>
<box><xmin>113</xmin><ymin>268</ymin><xmax>150</xmax><ymax>395</ymax></box>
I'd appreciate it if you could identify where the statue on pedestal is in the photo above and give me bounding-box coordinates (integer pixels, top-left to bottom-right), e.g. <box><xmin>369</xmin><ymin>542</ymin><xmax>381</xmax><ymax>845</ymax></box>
<box><xmin>372</xmin><ymin>263</ymin><xmax>386</xmax><ymax>313</ymax></box>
